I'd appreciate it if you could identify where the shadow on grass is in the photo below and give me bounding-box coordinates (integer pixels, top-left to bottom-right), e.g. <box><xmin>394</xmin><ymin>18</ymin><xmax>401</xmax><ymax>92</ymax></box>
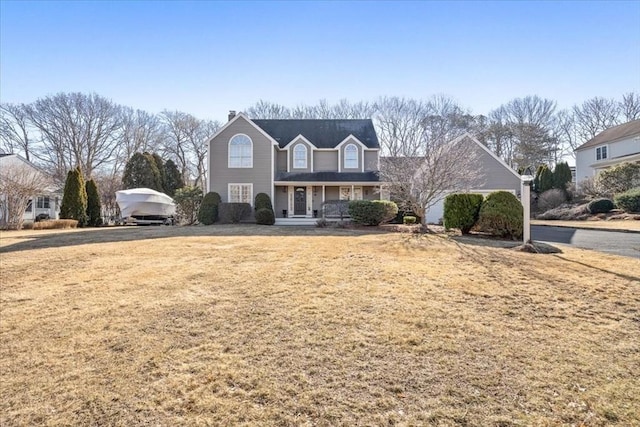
<box><xmin>552</xmin><ymin>254</ymin><xmax>640</xmax><ymax>283</ymax></box>
<box><xmin>0</xmin><ymin>224</ymin><xmax>391</xmax><ymax>254</ymax></box>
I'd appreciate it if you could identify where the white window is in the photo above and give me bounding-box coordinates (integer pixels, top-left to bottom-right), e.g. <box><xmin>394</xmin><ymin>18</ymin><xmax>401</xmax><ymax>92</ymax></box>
<box><xmin>344</xmin><ymin>144</ymin><xmax>358</xmax><ymax>169</ymax></box>
<box><xmin>293</xmin><ymin>144</ymin><xmax>307</xmax><ymax>169</ymax></box>
<box><xmin>596</xmin><ymin>145</ymin><xmax>608</xmax><ymax>161</ymax></box>
<box><xmin>339</xmin><ymin>186</ymin><xmax>363</xmax><ymax>201</ymax></box>
<box><xmin>229</xmin><ymin>134</ymin><xmax>253</xmax><ymax>168</ymax></box>
<box><xmin>36</xmin><ymin>196</ymin><xmax>50</xmax><ymax>209</ymax></box>
<box><xmin>228</xmin><ymin>184</ymin><xmax>253</xmax><ymax>205</ymax></box>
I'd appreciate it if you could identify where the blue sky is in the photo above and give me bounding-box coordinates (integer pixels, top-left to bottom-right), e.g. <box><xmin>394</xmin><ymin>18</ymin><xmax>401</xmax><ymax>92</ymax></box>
<box><xmin>1</xmin><ymin>1</ymin><xmax>639</xmax><ymax>122</ymax></box>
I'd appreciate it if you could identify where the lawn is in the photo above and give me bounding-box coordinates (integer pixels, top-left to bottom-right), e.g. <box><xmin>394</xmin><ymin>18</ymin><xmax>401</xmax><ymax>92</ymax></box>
<box><xmin>1</xmin><ymin>225</ymin><xmax>639</xmax><ymax>426</ymax></box>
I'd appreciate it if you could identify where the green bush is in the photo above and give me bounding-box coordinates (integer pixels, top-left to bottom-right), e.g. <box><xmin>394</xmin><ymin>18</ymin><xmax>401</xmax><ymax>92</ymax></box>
<box><xmin>60</xmin><ymin>167</ymin><xmax>88</xmax><ymax>227</ymax></box>
<box><xmin>597</xmin><ymin>162</ymin><xmax>640</xmax><ymax>196</ymax></box>
<box><xmin>348</xmin><ymin>200</ymin><xmax>387</xmax><ymax>225</ymax></box>
<box><xmin>613</xmin><ymin>188</ymin><xmax>640</xmax><ymax>213</ymax></box>
<box><xmin>255</xmin><ymin>207</ymin><xmax>275</xmax><ymax>225</ymax></box>
<box><xmin>403</xmin><ymin>216</ymin><xmax>417</xmax><ymax>225</ymax></box>
<box><xmin>374</xmin><ymin>200</ymin><xmax>399</xmax><ymax>224</ymax></box>
<box><xmin>443</xmin><ymin>193</ymin><xmax>484</xmax><ymax>234</ymax></box>
<box><xmin>173</xmin><ymin>186</ymin><xmax>203</xmax><ymax>225</ymax></box>
<box><xmin>587</xmin><ymin>198</ymin><xmax>614</xmax><ymax>214</ymax></box>
<box><xmin>553</xmin><ymin>162</ymin><xmax>573</xmax><ymax>191</ymax></box>
<box><xmin>218</xmin><ymin>203</ymin><xmax>251</xmax><ymax>224</ymax></box>
<box><xmin>535</xmin><ymin>165</ymin><xmax>553</xmax><ymax>193</ymax></box>
<box><xmin>198</xmin><ymin>192</ymin><xmax>222</xmax><ymax>225</ymax></box>
<box><xmin>254</xmin><ymin>193</ymin><xmax>273</xmax><ymax>211</ymax></box>
<box><xmin>476</xmin><ymin>191</ymin><xmax>523</xmax><ymax>240</ymax></box>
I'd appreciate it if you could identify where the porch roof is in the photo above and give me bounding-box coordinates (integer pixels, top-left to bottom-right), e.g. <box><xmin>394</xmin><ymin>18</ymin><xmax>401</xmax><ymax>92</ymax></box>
<box><xmin>275</xmin><ymin>171</ymin><xmax>379</xmax><ymax>182</ymax></box>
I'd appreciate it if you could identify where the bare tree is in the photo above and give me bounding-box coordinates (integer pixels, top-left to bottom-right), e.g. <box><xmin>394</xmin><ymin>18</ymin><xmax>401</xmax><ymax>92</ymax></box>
<box><xmin>115</xmin><ymin>107</ymin><xmax>162</xmax><ymax>173</ymax></box>
<box><xmin>246</xmin><ymin>100</ymin><xmax>292</xmax><ymax>119</ymax></box>
<box><xmin>572</xmin><ymin>96</ymin><xmax>620</xmax><ymax>142</ymax></box>
<box><xmin>0</xmin><ymin>159</ymin><xmax>51</xmax><ymax>230</ymax></box>
<box><xmin>373</xmin><ymin>97</ymin><xmax>429</xmax><ymax>157</ymax></box>
<box><xmin>619</xmin><ymin>92</ymin><xmax>640</xmax><ymax>121</ymax></box>
<box><xmin>0</xmin><ymin>103</ymin><xmax>35</xmax><ymax>160</ymax></box>
<box><xmin>25</xmin><ymin>92</ymin><xmax>123</xmax><ymax>182</ymax></box>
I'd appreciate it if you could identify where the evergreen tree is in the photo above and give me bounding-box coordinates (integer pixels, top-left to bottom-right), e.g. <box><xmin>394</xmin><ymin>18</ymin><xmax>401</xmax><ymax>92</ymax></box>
<box><xmin>552</xmin><ymin>162</ymin><xmax>573</xmax><ymax>191</ymax></box>
<box><xmin>122</xmin><ymin>152</ymin><xmax>162</xmax><ymax>191</ymax></box>
<box><xmin>59</xmin><ymin>167</ymin><xmax>88</xmax><ymax>226</ymax></box>
<box><xmin>151</xmin><ymin>153</ymin><xmax>166</xmax><ymax>193</ymax></box>
<box><xmin>164</xmin><ymin>159</ymin><xmax>185</xmax><ymax>197</ymax></box>
<box><xmin>533</xmin><ymin>165</ymin><xmax>545</xmax><ymax>193</ymax></box>
<box><xmin>537</xmin><ymin>165</ymin><xmax>554</xmax><ymax>193</ymax></box>
<box><xmin>85</xmin><ymin>179</ymin><xmax>102</xmax><ymax>226</ymax></box>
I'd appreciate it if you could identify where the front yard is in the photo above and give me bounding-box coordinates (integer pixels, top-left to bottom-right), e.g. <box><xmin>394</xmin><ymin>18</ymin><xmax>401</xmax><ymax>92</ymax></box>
<box><xmin>1</xmin><ymin>225</ymin><xmax>638</xmax><ymax>426</ymax></box>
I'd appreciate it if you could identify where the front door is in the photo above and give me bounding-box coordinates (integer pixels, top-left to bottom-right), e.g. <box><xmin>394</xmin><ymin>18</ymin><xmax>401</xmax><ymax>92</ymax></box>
<box><xmin>294</xmin><ymin>187</ymin><xmax>306</xmax><ymax>215</ymax></box>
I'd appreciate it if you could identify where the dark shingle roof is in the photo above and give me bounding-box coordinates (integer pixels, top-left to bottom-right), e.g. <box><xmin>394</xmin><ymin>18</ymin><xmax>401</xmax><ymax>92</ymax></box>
<box><xmin>576</xmin><ymin>119</ymin><xmax>640</xmax><ymax>151</ymax></box>
<box><xmin>252</xmin><ymin>119</ymin><xmax>379</xmax><ymax>149</ymax></box>
<box><xmin>275</xmin><ymin>171</ymin><xmax>380</xmax><ymax>182</ymax></box>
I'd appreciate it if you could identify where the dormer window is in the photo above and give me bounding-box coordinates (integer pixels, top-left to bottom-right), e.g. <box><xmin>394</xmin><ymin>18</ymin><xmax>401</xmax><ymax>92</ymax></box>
<box><xmin>293</xmin><ymin>144</ymin><xmax>307</xmax><ymax>169</ymax></box>
<box><xmin>344</xmin><ymin>144</ymin><xmax>358</xmax><ymax>169</ymax></box>
<box><xmin>596</xmin><ymin>145</ymin><xmax>608</xmax><ymax>161</ymax></box>
<box><xmin>229</xmin><ymin>134</ymin><xmax>253</xmax><ymax>168</ymax></box>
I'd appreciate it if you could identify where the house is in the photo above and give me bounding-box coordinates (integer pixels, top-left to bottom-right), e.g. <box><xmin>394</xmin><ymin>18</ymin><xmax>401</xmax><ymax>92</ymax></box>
<box><xmin>421</xmin><ymin>133</ymin><xmax>523</xmax><ymax>224</ymax></box>
<box><xmin>0</xmin><ymin>153</ymin><xmax>60</xmax><ymax>227</ymax></box>
<box><xmin>575</xmin><ymin>119</ymin><xmax>640</xmax><ymax>185</ymax></box>
<box><xmin>207</xmin><ymin>112</ymin><xmax>381</xmax><ymax>223</ymax></box>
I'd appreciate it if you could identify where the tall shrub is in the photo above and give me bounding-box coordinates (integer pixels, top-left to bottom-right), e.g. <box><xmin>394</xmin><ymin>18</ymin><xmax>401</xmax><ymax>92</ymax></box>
<box><xmin>535</xmin><ymin>165</ymin><xmax>553</xmax><ymax>193</ymax></box>
<box><xmin>348</xmin><ymin>200</ymin><xmax>387</xmax><ymax>225</ymax></box>
<box><xmin>443</xmin><ymin>193</ymin><xmax>484</xmax><ymax>234</ymax></box>
<box><xmin>59</xmin><ymin>167</ymin><xmax>88</xmax><ymax>227</ymax></box>
<box><xmin>163</xmin><ymin>159</ymin><xmax>184</xmax><ymax>197</ymax></box>
<box><xmin>173</xmin><ymin>186</ymin><xmax>203</xmax><ymax>225</ymax></box>
<box><xmin>553</xmin><ymin>162</ymin><xmax>572</xmax><ymax>191</ymax></box>
<box><xmin>122</xmin><ymin>152</ymin><xmax>163</xmax><ymax>191</ymax></box>
<box><xmin>597</xmin><ymin>162</ymin><xmax>640</xmax><ymax>196</ymax></box>
<box><xmin>85</xmin><ymin>179</ymin><xmax>102</xmax><ymax>226</ymax></box>
<box><xmin>476</xmin><ymin>191</ymin><xmax>523</xmax><ymax>240</ymax></box>
<box><xmin>198</xmin><ymin>192</ymin><xmax>222</xmax><ymax>225</ymax></box>
<box><xmin>254</xmin><ymin>193</ymin><xmax>273</xmax><ymax>211</ymax></box>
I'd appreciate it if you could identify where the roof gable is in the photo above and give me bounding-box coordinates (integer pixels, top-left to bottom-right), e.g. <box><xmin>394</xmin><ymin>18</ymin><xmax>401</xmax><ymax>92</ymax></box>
<box><xmin>576</xmin><ymin>119</ymin><xmax>640</xmax><ymax>151</ymax></box>
<box><xmin>251</xmin><ymin>119</ymin><xmax>380</xmax><ymax>149</ymax></box>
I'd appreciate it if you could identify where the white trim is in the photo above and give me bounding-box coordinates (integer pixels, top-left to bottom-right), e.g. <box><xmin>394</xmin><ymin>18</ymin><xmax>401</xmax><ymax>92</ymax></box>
<box><xmin>274</xmin><ymin>181</ymin><xmax>379</xmax><ymax>186</ymax></box>
<box><xmin>270</xmin><ymin>146</ymin><xmax>275</xmax><ymax>204</ymax></box>
<box><xmin>282</xmin><ymin>134</ymin><xmax>318</xmax><ymax>150</ymax></box>
<box><xmin>595</xmin><ymin>144</ymin><xmax>609</xmax><ymax>162</ymax></box>
<box><xmin>293</xmin><ymin>144</ymin><xmax>308</xmax><ymax>169</ymax></box>
<box><xmin>343</xmin><ymin>143</ymin><xmax>359</xmax><ymax>171</ymax></box>
<box><xmin>335</xmin><ymin>134</ymin><xmax>368</xmax><ymax>150</ymax></box>
<box><xmin>227</xmin><ymin>183</ymin><xmax>253</xmax><ymax>206</ymax></box>
<box><xmin>206</xmin><ymin>113</ymin><xmax>279</xmax><ymax>147</ymax></box>
<box><xmin>228</xmin><ymin>133</ymin><xmax>253</xmax><ymax>168</ymax></box>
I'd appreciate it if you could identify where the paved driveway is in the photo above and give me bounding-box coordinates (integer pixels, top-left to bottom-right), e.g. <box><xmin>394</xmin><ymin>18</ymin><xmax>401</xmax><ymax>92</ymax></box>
<box><xmin>532</xmin><ymin>225</ymin><xmax>640</xmax><ymax>259</ymax></box>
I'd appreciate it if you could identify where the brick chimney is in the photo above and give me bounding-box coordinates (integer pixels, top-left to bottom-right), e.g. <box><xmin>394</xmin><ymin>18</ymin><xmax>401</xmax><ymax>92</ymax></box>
<box><xmin>228</xmin><ymin>110</ymin><xmax>236</xmax><ymax>121</ymax></box>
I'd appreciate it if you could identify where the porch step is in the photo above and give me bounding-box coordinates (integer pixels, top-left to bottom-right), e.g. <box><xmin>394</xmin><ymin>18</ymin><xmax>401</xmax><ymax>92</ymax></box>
<box><xmin>275</xmin><ymin>218</ymin><xmax>318</xmax><ymax>226</ymax></box>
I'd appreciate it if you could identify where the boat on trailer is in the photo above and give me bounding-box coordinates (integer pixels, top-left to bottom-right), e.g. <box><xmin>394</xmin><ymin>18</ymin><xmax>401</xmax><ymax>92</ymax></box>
<box><xmin>115</xmin><ymin>188</ymin><xmax>176</xmax><ymax>225</ymax></box>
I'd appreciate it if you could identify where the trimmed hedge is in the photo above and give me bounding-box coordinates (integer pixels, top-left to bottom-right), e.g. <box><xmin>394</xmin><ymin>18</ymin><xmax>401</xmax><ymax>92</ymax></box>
<box><xmin>348</xmin><ymin>200</ymin><xmax>398</xmax><ymax>226</ymax></box>
<box><xmin>614</xmin><ymin>187</ymin><xmax>640</xmax><ymax>213</ymax></box>
<box><xmin>198</xmin><ymin>192</ymin><xmax>222</xmax><ymax>225</ymax></box>
<box><xmin>443</xmin><ymin>193</ymin><xmax>484</xmax><ymax>234</ymax></box>
<box><xmin>254</xmin><ymin>193</ymin><xmax>273</xmax><ymax>211</ymax></box>
<box><xmin>218</xmin><ymin>202</ymin><xmax>251</xmax><ymax>224</ymax></box>
<box><xmin>403</xmin><ymin>216</ymin><xmax>417</xmax><ymax>225</ymax></box>
<box><xmin>587</xmin><ymin>198</ymin><xmax>614</xmax><ymax>214</ymax></box>
<box><xmin>255</xmin><ymin>207</ymin><xmax>275</xmax><ymax>225</ymax></box>
<box><xmin>476</xmin><ymin>191</ymin><xmax>523</xmax><ymax>240</ymax></box>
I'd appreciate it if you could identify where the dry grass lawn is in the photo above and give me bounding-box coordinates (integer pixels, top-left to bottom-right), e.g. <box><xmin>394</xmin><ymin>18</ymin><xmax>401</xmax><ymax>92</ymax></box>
<box><xmin>1</xmin><ymin>225</ymin><xmax>639</xmax><ymax>426</ymax></box>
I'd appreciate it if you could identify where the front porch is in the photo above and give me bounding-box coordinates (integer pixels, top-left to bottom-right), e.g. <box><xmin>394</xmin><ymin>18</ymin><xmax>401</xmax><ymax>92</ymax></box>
<box><xmin>273</xmin><ymin>183</ymin><xmax>381</xmax><ymax>219</ymax></box>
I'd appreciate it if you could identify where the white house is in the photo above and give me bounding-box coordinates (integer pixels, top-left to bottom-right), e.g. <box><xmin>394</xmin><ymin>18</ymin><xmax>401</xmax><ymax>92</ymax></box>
<box><xmin>575</xmin><ymin>119</ymin><xmax>640</xmax><ymax>185</ymax></box>
<box><xmin>0</xmin><ymin>154</ymin><xmax>61</xmax><ymax>226</ymax></box>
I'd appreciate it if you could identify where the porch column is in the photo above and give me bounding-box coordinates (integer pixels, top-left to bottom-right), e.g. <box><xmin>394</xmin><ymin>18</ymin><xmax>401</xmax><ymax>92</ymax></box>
<box><xmin>306</xmin><ymin>185</ymin><xmax>312</xmax><ymax>218</ymax></box>
<box><xmin>351</xmin><ymin>184</ymin><xmax>355</xmax><ymax>200</ymax></box>
<box><xmin>287</xmin><ymin>186</ymin><xmax>293</xmax><ymax>218</ymax></box>
<box><xmin>322</xmin><ymin>185</ymin><xmax>326</xmax><ymax>218</ymax></box>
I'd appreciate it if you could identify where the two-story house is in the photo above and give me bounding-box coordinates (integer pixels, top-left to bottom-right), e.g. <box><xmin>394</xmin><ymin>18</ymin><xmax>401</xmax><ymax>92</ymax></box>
<box><xmin>207</xmin><ymin>112</ymin><xmax>381</xmax><ymax>223</ymax></box>
<box><xmin>575</xmin><ymin>119</ymin><xmax>640</xmax><ymax>186</ymax></box>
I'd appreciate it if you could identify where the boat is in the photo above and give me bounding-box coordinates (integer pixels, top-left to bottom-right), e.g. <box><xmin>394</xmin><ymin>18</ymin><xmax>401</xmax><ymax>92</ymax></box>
<box><xmin>115</xmin><ymin>188</ymin><xmax>176</xmax><ymax>225</ymax></box>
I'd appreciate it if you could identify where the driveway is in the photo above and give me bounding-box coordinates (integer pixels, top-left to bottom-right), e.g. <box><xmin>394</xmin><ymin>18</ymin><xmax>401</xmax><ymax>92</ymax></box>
<box><xmin>532</xmin><ymin>225</ymin><xmax>640</xmax><ymax>258</ymax></box>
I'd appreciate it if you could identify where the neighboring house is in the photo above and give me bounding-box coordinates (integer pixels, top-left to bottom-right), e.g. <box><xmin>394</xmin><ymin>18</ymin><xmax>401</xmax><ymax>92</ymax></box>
<box><xmin>0</xmin><ymin>154</ymin><xmax>61</xmax><ymax>226</ymax></box>
<box><xmin>575</xmin><ymin>119</ymin><xmax>640</xmax><ymax>185</ymax></box>
<box><xmin>422</xmin><ymin>133</ymin><xmax>523</xmax><ymax>224</ymax></box>
<box><xmin>207</xmin><ymin>112</ymin><xmax>381</xmax><ymax>223</ymax></box>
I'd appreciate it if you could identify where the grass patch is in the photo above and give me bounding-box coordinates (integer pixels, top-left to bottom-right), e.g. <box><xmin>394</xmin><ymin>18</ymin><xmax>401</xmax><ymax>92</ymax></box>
<box><xmin>1</xmin><ymin>225</ymin><xmax>639</xmax><ymax>425</ymax></box>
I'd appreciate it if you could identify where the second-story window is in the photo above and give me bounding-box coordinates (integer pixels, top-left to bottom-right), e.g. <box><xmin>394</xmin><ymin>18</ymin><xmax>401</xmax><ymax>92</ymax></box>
<box><xmin>344</xmin><ymin>143</ymin><xmax>358</xmax><ymax>169</ymax></box>
<box><xmin>596</xmin><ymin>145</ymin><xmax>608</xmax><ymax>161</ymax></box>
<box><xmin>229</xmin><ymin>134</ymin><xmax>253</xmax><ymax>168</ymax></box>
<box><xmin>293</xmin><ymin>144</ymin><xmax>307</xmax><ymax>169</ymax></box>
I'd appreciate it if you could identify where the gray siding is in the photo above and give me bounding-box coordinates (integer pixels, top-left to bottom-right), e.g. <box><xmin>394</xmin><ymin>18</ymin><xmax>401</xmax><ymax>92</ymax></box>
<box><xmin>208</xmin><ymin>116</ymin><xmax>273</xmax><ymax>204</ymax></box>
<box><xmin>276</xmin><ymin>150</ymin><xmax>287</xmax><ymax>172</ymax></box>
<box><xmin>274</xmin><ymin>186</ymin><xmax>288</xmax><ymax>217</ymax></box>
<box><xmin>473</xmin><ymin>145</ymin><xmax>521</xmax><ymax>192</ymax></box>
<box><xmin>314</xmin><ymin>151</ymin><xmax>338</xmax><ymax>171</ymax></box>
<box><xmin>288</xmin><ymin>139</ymin><xmax>313</xmax><ymax>172</ymax></box>
<box><xmin>364</xmin><ymin>151</ymin><xmax>379</xmax><ymax>172</ymax></box>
